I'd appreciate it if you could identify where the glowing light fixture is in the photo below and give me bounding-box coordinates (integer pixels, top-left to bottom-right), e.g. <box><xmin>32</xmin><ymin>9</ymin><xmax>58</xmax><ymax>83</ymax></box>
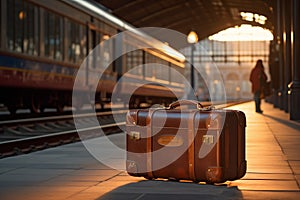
<box><xmin>19</xmin><ymin>11</ymin><xmax>25</xmax><ymax>20</ymax></box>
<box><xmin>255</xmin><ymin>14</ymin><xmax>267</xmax><ymax>25</ymax></box>
<box><xmin>208</xmin><ymin>24</ymin><xmax>273</xmax><ymax>41</ymax></box>
<box><xmin>187</xmin><ymin>31</ymin><xmax>199</xmax><ymax>44</ymax></box>
<box><xmin>240</xmin><ymin>12</ymin><xmax>253</xmax><ymax>22</ymax></box>
<box><xmin>102</xmin><ymin>34</ymin><xmax>110</xmax><ymax>40</ymax></box>
<box><xmin>240</xmin><ymin>12</ymin><xmax>267</xmax><ymax>25</ymax></box>
<box><xmin>187</xmin><ymin>31</ymin><xmax>198</xmax><ymax>93</ymax></box>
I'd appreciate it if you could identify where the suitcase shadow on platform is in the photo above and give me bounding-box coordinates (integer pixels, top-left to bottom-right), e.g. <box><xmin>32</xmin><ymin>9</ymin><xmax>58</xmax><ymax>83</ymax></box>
<box><xmin>98</xmin><ymin>180</ymin><xmax>243</xmax><ymax>200</ymax></box>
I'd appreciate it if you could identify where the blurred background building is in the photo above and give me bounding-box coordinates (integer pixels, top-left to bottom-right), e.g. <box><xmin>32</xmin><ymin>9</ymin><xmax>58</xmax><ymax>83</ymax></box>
<box><xmin>182</xmin><ymin>25</ymin><xmax>272</xmax><ymax>101</ymax></box>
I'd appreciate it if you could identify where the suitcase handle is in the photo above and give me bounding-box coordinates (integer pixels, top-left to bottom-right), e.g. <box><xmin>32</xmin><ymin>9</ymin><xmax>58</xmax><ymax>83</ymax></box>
<box><xmin>168</xmin><ymin>100</ymin><xmax>204</xmax><ymax>110</ymax></box>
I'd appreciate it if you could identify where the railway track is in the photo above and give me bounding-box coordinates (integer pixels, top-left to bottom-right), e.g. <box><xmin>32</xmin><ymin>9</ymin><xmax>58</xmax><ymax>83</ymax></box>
<box><xmin>0</xmin><ymin>110</ymin><xmax>127</xmax><ymax>158</ymax></box>
<box><xmin>0</xmin><ymin>100</ymin><xmax>250</xmax><ymax>158</ymax></box>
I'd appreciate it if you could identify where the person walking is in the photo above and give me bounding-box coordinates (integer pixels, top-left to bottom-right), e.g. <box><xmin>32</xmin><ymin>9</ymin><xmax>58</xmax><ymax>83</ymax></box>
<box><xmin>250</xmin><ymin>59</ymin><xmax>267</xmax><ymax>113</ymax></box>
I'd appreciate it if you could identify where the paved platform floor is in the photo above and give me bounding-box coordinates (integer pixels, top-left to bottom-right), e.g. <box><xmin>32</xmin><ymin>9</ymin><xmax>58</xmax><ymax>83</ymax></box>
<box><xmin>0</xmin><ymin>101</ymin><xmax>300</xmax><ymax>200</ymax></box>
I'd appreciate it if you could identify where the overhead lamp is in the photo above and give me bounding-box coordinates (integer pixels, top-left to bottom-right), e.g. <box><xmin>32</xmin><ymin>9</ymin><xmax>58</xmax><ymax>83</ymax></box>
<box><xmin>187</xmin><ymin>31</ymin><xmax>199</xmax><ymax>44</ymax></box>
<box><xmin>187</xmin><ymin>31</ymin><xmax>198</xmax><ymax>98</ymax></box>
<box><xmin>240</xmin><ymin>12</ymin><xmax>253</xmax><ymax>22</ymax></box>
<box><xmin>240</xmin><ymin>12</ymin><xmax>267</xmax><ymax>25</ymax></box>
<box><xmin>102</xmin><ymin>34</ymin><xmax>110</xmax><ymax>40</ymax></box>
<box><xmin>19</xmin><ymin>11</ymin><xmax>25</xmax><ymax>20</ymax></box>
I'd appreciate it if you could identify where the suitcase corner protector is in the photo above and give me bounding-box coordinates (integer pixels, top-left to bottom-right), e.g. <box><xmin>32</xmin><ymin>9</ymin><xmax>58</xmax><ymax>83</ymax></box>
<box><xmin>206</xmin><ymin>167</ymin><xmax>224</xmax><ymax>183</ymax></box>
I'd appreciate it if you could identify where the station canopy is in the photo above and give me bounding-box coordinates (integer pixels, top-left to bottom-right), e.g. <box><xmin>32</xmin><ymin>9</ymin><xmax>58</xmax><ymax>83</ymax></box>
<box><xmin>95</xmin><ymin>0</ymin><xmax>274</xmax><ymax>42</ymax></box>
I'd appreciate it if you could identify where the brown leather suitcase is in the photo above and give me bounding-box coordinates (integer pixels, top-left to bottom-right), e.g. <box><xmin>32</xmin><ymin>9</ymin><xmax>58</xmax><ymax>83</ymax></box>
<box><xmin>126</xmin><ymin>100</ymin><xmax>247</xmax><ymax>183</ymax></box>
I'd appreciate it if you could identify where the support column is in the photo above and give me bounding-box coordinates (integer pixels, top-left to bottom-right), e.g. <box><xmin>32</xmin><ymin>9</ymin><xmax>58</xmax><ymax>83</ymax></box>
<box><xmin>274</xmin><ymin>0</ymin><xmax>284</xmax><ymax>109</ymax></box>
<box><xmin>284</xmin><ymin>0</ymin><xmax>292</xmax><ymax>113</ymax></box>
<box><xmin>289</xmin><ymin>0</ymin><xmax>300</xmax><ymax>120</ymax></box>
<box><xmin>280</xmin><ymin>0</ymin><xmax>287</xmax><ymax>111</ymax></box>
<box><xmin>188</xmin><ymin>45</ymin><xmax>197</xmax><ymax>100</ymax></box>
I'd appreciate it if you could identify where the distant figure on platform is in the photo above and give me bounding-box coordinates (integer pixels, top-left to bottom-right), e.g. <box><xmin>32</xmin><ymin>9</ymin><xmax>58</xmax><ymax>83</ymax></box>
<box><xmin>250</xmin><ymin>59</ymin><xmax>267</xmax><ymax>113</ymax></box>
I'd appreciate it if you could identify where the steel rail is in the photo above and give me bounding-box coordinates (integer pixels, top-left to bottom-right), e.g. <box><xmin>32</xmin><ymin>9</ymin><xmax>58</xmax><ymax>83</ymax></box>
<box><xmin>0</xmin><ymin>100</ymin><xmax>250</xmax><ymax>158</ymax></box>
<box><xmin>0</xmin><ymin>110</ymin><xmax>128</xmax><ymax>126</ymax></box>
<box><xmin>0</xmin><ymin>121</ymin><xmax>125</xmax><ymax>158</ymax></box>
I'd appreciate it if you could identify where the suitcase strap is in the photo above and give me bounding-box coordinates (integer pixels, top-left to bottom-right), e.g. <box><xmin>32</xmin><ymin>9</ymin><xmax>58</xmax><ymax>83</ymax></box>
<box><xmin>145</xmin><ymin>107</ymin><xmax>201</xmax><ymax>181</ymax></box>
<box><xmin>146</xmin><ymin>108</ymin><xmax>166</xmax><ymax>179</ymax></box>
<box><xmin>188</xmin><ymin>111</ymin><xmax>197</xmax><ymax>181</ymax></box>
<box><xmin>169</xmin><ymin>100</ymin><xmax>204</xmax><ymax>109</ymax></box>
<box><xmin>168</xmin><ymin>100</ymin><xmax>214</xmax><ymax>111</ymax></box>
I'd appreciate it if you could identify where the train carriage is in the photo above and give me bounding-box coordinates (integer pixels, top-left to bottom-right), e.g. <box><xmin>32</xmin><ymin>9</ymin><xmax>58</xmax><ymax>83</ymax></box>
<box><xmin>0</xmin><ymin>0</ymin><xmax>186</xmax><ymax>114</ymax></box>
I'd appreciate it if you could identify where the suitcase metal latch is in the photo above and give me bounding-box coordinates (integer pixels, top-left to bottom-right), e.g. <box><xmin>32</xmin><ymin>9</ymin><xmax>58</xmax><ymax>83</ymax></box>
<box><xmin>203</xmin><ymin>135</ymin><xmax>214</xmax><ymax>144</ymax></box>
<box><xmin>129</xmin><ymin>131</ymin><xmax>141</xmax><ymax>140</ymax></box>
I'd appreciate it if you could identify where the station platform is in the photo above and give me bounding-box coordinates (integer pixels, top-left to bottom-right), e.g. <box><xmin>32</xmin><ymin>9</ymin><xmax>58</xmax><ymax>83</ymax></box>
<box><xmin>0</xmin><ymin>101</ymin><xmax>300</xmax><ymax>200</ymax></box>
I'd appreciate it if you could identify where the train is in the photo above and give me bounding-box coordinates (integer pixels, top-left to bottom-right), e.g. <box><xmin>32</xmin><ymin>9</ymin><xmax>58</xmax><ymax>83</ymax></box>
<box><xmin>0</xmin><ymin>0</ymin><xmax>186</xmax><ymax>114</ymax></box>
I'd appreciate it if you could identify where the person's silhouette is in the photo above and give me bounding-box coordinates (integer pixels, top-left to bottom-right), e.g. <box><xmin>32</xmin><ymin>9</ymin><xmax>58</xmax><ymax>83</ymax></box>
<box><xmin>250</xmin><ymin>59</ymin><xmax>267</xmax><ymax>113</ymax></box>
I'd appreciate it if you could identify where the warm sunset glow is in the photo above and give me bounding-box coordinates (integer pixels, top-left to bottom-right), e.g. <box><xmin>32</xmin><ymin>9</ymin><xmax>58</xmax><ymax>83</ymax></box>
<box><xmin>208</xmin><ymin>24</ymin><xmax>273</xmax><ymax>41</ymax></box>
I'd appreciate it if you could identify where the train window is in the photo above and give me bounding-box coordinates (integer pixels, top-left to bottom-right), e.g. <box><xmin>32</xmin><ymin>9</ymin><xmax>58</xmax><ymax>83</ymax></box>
<box><xmin>102</xmin><ymin>35</ymin><xmax>113</xmax><ymax>70</ymax></box>
<box><xmin>6</xmin><ymin>0</ymin><xmax>39</xmax><ymax>55</ymax></box>
<box><xmin>145</xmin><ymin>52</ymin><xmax>170</xmax><ymax>81</ymax></box>
<box><xmin>67</xmin><ymin>20</ymin><xmax>86</xmax><ymax>64</ymax></box>
<box><xmin>170</xmin><ymin>63</ymin><xmax>184</xmax><ymax>84</ymax></box>
<box><xmin>91</xmin><ymin>31</ymin><xmax>104</xmax><ymax>69</ymax></box>
<box><xmin>156</xmin><ymin>58</ymin><xmax>169</xmax><ymax>81</ymax></box>
<box><xmin>44</xmin><ymin>11</ymin><xmax>64</xmax><ymax>61</ymax></box>
<box><xmin>88</xmin><ymin>20</ymin><xmax>115</xmax><ymax>70</ymax></box>
<box><xmin>90</xmin><ymin>31</ymin><xmax>102</xmax><ymax>52</ymax></box>
<box><xmin>145</xmin><ymin>52</ymin><xmax>155</xmax><ymax>78</ymax></box>
<box><xmin>126</xmin><ymin>49</ymin><xmax>143</xmax><ymax>75</ymax></box>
